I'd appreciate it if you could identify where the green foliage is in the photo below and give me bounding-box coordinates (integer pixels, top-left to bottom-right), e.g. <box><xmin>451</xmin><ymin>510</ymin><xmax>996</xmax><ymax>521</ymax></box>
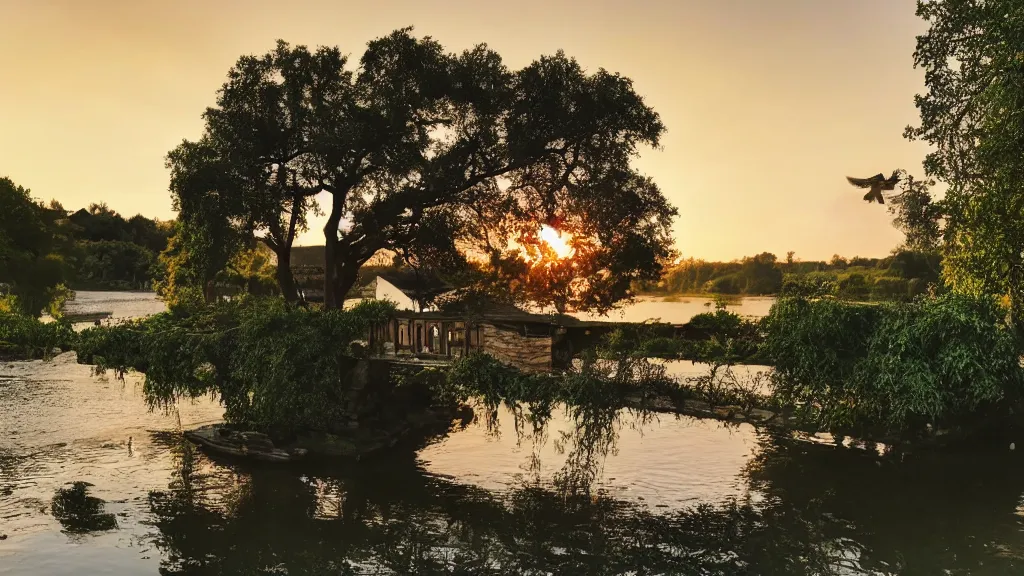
<box><xmin>740</xmin><ymin>252</ymin><xmax>783</xmax><ymax>295</ymax></box>
<box><xmin>61</xmin><ymin>204</ymin><xmax>170</xmax><ymax>290</ymax></box>
<box><xmin>888</xmin><ymin>173</ymin><xmax>943</xmax><ymax>253</ymax></box>
<box><xmin>77</xmin><ymin>298</ymin><xmax>396</xmax><ymax>438</ymax></box>
<box><xmin>72</xmin><ymin>240</ymin><xmax>156</xmax><ymax>290</ymax></box>
<box><xmin>446</xmin><ymin>346</ymin><xmax>674</xmax><ymax>435</ymax></box>
<box><xmin>597</xmin><ymin>310</ymin><xmax>761</xmax><ymax>364</ymax></box>
<box><xmin>1</xmin><ymin>177</ymin><xmax>170</xmax><ymax>302</ymax></box>
<box><xmin>45</xmin><ymin>284</ymin><xmax>75</xmax><ymax>320</ymax></box>
<box><xmin>836</xmin><ymin>273</ymin><xmax>870</xmax><ymax>301</ymax></box>
<box><xmin>640</xmin><ymin>250</ymin><xmax>940</xmax><ymax>301</ymax></box>
<box><xmin>870</xmin><ymin>277</ymin><xmax>911</xmax><ymax>301</ymax></box>
<box><xmin>218</xmin><ymin>243</ymin><xmax>279</xmax><ymax>297</ymax></box>
<box><xmin>761</xmin><ymin>294</ymin><xmax>1024</xmax><ymax>437</ymax></box>
<box><xmin>906</xmin><ymin>0</ymin><xmax>1024</xmax><ymax>325</ymax></box>
<box><xmin>0</xmin><ymin>310</ymin><xmax>76</xmax><ymax>360</ymax></box>
<box><xmin>705</xmin><ymin>273</ymin><xmax>742</xmax><ymax>295</ymax></box>
<box><xmin>780</xmin><ymin>275</ymin><xmax>836</xmax><ymax>299</ymax></box>
<box><xmin>0</xmin><ymin>177</ymin><xmax>68</xmax><ymax>316</ymax></box>
<box><xmin>154</xmin><ymin>220</ymin><xmax>241</xmax><ymax>307</ymax></box>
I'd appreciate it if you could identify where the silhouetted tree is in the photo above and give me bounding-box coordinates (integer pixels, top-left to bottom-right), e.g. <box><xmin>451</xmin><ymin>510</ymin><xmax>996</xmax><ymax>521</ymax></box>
<box><xmin>172</xmin><ymin>29</ymin><xmax>677</xmax><ymax>311</ymax></box>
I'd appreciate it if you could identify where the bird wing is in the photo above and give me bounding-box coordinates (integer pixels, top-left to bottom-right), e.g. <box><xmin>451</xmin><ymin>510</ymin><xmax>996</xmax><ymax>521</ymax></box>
<box><xmin>847</xmin><ymin>176</ymin><xmax>876</xmax><ymax>189</ymax></box>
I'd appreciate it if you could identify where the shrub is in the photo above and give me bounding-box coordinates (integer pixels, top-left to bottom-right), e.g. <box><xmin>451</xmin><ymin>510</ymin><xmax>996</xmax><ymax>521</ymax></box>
<box><xmin>781</xmin><ymin>274</ymin><xmax>835</xmax><ymax>298</ymax></box>
<box><xmin>704</xmin><ymin>274</ymin><xmax>742</xmax><ymax>294</ymax></box>
<box><xmin>77</xmin><ymin>297</ymin><xmax>396</xmax><ymax>438</ymax></box>
<box><xmin>870</xmin><ymin>277</ymin><xmax>909</xmax><ymax>301</ymax></box>
<box><xmin>0</xmin><ymin>311</ymin><xmax>77</xmax><ymax>359</ymax></box>
<box><xmin>687</xmin><ymin>310</ymin><xmax>744</xmax><ymax>339</ymax></box>
<box><xmin>761</xmin><ymin>294</ymin><xmax>1024</xmax><ymax>438</ymax></box>
<box><xmin>836</xmin><ymin>273</ymin><xmax>870</xmax><ymax>301</ymax></box>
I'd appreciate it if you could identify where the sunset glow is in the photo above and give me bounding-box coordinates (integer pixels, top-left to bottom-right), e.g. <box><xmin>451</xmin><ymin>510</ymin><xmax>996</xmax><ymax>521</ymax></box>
<box><xmin>539</xmin><ymin>225</ymin><xmax>575</xmax><ymax>259</ymax></box>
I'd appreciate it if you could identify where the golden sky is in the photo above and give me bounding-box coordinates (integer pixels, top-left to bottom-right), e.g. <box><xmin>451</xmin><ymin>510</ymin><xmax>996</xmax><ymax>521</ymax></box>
<box><xmin>0</xmin><ymin>0</ymin><xmax>932</xmax><ymax>261</ymax></box>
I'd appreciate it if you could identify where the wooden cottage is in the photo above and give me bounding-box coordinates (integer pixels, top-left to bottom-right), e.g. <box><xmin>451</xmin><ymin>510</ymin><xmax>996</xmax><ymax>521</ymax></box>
<box><xmin>366</xmin><ymin>302</ymin><xmax>620</xmax><ymax>372</ymax></box>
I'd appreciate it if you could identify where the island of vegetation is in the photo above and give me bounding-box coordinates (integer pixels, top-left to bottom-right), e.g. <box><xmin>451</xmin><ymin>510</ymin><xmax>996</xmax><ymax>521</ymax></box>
<box><xmin>3</xmin><ymin>4</ymin><xmax>1024</xmax><ymax>460</ymax></box>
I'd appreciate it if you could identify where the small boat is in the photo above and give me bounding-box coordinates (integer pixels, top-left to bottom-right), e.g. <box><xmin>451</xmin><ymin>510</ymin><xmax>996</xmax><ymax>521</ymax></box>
<box><xmin>183</xmin><ymin>424</ymin><xmax>307</xmax><ymax>463</ymax></box>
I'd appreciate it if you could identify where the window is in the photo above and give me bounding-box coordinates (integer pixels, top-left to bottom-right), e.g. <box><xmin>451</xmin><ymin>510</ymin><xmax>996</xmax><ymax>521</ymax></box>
<box><xmin>449</xmin><ymin>322</ymin><xmax>466</xmax><ymax>347</ymax></box>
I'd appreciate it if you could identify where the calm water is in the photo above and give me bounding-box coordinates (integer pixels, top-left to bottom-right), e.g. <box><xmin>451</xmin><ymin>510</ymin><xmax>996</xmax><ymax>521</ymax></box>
<box><xmin>572</xmin><ymin>295</ymin><xmax>777</xmax><ymax>324</ymax></box>
<box><xmin>64</xmin><ymin>291</ymin><xmax>168</xmax><ymax>321</ymax></box>
<box><xmin>4</xmin><ymin>293</ymin><xmax>1024</xmax><ymax>574</ymax></box>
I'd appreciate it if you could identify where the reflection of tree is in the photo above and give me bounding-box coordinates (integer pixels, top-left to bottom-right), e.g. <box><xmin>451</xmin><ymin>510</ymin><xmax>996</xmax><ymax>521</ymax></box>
<box><xmin>50</xmin><ymin>481</ymin><xmax>118</xmax><ymax>535</ymax></box>
<box><xmin>746</xmin><ymin>434</ymin><xmax>1024</xmax><ymax>574</ymax></box>
<box><xmin>146</xmin><ymin>435</ymin><xmax>837</xmax><ymax>575</ymax></box>
<box><xmin>143</xmin><ymin>417</ymin><xmax>1024</xmax><ymax>575</ymax></box>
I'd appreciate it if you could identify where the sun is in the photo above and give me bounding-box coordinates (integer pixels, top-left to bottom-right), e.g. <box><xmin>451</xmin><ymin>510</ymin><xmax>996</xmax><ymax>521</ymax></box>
<box><xmin>539</xmin><ymin>224</ymin><xmax>575</xmax><ymax>259</ymax></box>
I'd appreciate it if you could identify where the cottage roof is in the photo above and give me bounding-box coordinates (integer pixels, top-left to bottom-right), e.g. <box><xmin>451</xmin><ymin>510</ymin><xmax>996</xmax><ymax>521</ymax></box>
<box><xmin>375</xmin><ymin>270</ymin><xmax>451</xmax><ymax>301</ymax></box>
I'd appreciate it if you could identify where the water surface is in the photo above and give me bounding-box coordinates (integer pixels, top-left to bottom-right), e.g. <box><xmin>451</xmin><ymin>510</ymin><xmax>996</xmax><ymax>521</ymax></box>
<box><xmin>4</xmin><ymin>292</ymin><xmax>1024</xmax><ymax>574</ymax></box>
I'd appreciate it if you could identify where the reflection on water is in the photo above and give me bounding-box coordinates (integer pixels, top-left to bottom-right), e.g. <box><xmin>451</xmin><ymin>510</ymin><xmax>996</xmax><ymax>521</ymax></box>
<box><xmin>4</xmin><ymin>357</ymin><xmax>1024</xmax><ymax>574</ymax></box>
<box><xmin>142</xmin><ymin>440</ymin><xmax>837</xmax><ymax>575</ymax></box>
<box><xmin>50</xmin><ymin>482</ymin><xmax>118</xmax><ymax>535</ymax></box>
<box><xmin>3</xmin><ymin>291</ymin><xmax>1024</xmax><ymax>574</ymax></box>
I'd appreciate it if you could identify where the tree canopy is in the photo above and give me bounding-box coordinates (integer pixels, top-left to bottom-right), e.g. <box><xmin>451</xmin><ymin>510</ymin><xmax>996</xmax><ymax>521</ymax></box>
<box><xmin>169</xmin><ymin>28</ymin><xmax>677</xmax><ymax>312</ymax></box>
<box><xmin>905</xmin><ymin>0</ymin><xmax>1024</xmax><ymax>323</ymax></box>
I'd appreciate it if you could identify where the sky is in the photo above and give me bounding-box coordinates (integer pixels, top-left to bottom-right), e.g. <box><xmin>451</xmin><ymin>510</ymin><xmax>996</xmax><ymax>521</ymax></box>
<box><xmin>0</xmin><ymin>0</ymin><xmax>933</xmax><ymax>262</ymax></box>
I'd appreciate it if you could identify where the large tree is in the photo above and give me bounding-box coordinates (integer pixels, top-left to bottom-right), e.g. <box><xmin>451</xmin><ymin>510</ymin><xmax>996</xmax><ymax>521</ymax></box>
<box><xmin>905</xmin><ymin>0</ymin><xmax>1024</xmax><ymax>326</ymax></box>
<box><xmin>173</xmin><ymin>29</ymin><xmax>677</xmax><ymax>310</ymax></box>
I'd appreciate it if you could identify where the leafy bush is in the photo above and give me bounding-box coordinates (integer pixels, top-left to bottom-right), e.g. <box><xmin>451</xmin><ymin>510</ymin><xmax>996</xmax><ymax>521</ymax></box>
<box><xmin>780</xmin><ymin>274</ymin><xmax>835</xmax><ymax>298</ymax></box>
<box><xmin>447</xmin><ymin>346</ymin><xmax>675</xmax><ymax>418</ymax></box>
<box><xmin>0</xmin><ymin>311</ymin><xmax>77</xmax><ymax>359</ymax></box>
<box><xmin>870</xmin><ymin>277</ymin><xmax>909</xmax><ymax>301</ymax></box>
<box><xmin>687</xmin><ymin>310</ymin><xmax>745</xmax><ymax>339</ymax></box>
<box><xmin>761</xmin><ymin>294</ymin><xmax>1024</xmax><ymax>437</ymax></box>
<box><xmin>71</xmin><ymin>240</ymin><xmax>156</xmax><ymax>290</ymax></box>
<box><xmin>598</xmin><ymin>310</ymin><xmax>761</xmax><ymax>364</ymax></box>
<box><xmin>836</xmin><ymin>273</ymin><xmax>870</xmax><ymax>301</ymax></box>
<box><xmin>702</xmin><ymin>274</ymin><xmax>741</xmax><ymax>294</ymax></box>
<box><xmin>77</xmin><ymin>297</ymin><xmax>396</xmax><ymax>438</ymax></box>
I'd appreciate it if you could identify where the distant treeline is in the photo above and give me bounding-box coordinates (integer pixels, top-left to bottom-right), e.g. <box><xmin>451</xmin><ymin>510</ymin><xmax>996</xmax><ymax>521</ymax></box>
<box><xmin>60</xmin><ymin>203</ymin><xmax>173</xmax><ymax>290</ymax></box>
<box><xmin>636</xmin><ymin>251</ymin><xmax>943</xmax><ymax>301</ymax></box>
<box><xmin>2</xmin><ymin>176</ymin><xmax>177</xmax><ymax>314</ymax></box>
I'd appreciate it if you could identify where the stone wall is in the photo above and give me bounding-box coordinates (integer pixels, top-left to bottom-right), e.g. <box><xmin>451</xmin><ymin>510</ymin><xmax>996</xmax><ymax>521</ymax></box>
<box><xmin>481</xmin><ymin>323</ymin><xmax>552</xmax><ymax>372</ymax></box>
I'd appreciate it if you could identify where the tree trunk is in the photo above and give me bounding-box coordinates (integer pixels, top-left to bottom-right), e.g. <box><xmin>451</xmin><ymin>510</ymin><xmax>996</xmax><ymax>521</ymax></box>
<box><xmin>203</xmin><ymin>280</ymin><xmax>216</xmax><ymax>304</ymax></box>
<box><xmin>334</xmin><ymin>259</ymin><xmax>362</xmax><ymax>307</ymax></box>
<box><xmin>323</xmin><ymin>194</ymin><xmax>344</xmax><ymax>309</ymax></box>
<box><xmin>275</xmin><ymin>248</ymin><xmax>298</xmax><ymax>303</ymax></box>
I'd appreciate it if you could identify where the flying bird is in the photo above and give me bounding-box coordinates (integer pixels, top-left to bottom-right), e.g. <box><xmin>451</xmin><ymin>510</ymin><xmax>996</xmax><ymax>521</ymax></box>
<box><xmin>846</xmin><ymin>171</ymin><xmax>901</xmax><ymax>204</ymax></box>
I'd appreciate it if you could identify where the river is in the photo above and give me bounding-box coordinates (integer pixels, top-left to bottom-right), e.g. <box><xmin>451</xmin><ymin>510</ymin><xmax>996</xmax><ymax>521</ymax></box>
<box><xmin>2</xmin><ymin>292</ymin><xmax>1024</xmax><ymax>574</ymax></box>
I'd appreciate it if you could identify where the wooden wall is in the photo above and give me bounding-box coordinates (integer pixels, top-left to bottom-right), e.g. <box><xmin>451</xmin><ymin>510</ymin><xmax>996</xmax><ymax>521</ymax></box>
<box><xmin>481</xmin><ymin>324</ymin><xmax>552</xmax><ymax>372</ymax></box>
